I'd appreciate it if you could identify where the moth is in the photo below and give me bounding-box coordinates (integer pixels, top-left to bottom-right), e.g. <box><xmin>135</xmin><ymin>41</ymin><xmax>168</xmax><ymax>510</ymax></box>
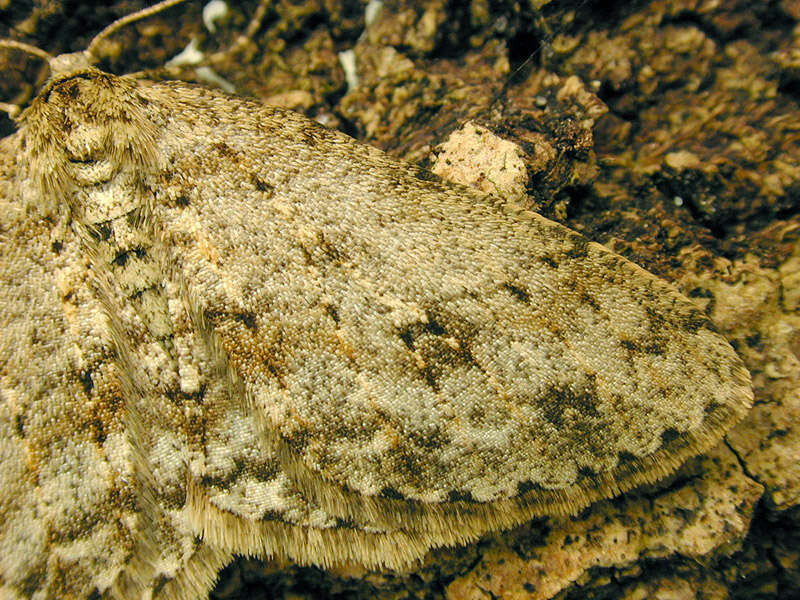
<box><xmin>0</xmin><ymin>1</ymin><xmax>753</xmax><ymax>599</ymax></box>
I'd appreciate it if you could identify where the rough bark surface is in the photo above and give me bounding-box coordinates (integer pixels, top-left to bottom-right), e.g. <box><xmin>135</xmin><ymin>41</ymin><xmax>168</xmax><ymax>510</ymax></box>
<box><xmin>1</xmin><ymin>0</ymin><xmax>797</xmax><ymax>598</ymax></box>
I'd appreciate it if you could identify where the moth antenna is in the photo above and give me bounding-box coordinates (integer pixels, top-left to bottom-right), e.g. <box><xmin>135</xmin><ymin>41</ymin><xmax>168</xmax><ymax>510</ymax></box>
<box><xmin>85</xmin><ymin>0</ymin><xmax>190</xmax><ymax>61</ymax></box>
<box><xmin>0</xmin><ymin>39</ymin><xmax>54</xmax><ymax>63</ymax></box>
<box><xmin>0</xmin><ymin>1</ymin><xmax>194</xmax><ymax>120</ymax></box>
<box><xmin>0</xmin><ymin>40</ymin><xmax>53</xmax><ymax>117</ymax></box>
<box><xmin>0</xmin><ymin>102</ymin><xmax>21</xmax><ymax>119</ymax></box>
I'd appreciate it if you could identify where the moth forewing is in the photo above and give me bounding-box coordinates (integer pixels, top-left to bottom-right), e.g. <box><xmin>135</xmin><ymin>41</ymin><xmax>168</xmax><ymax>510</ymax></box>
<box><xmin>0</xmin><ymin>2</ymin><xmax>753</xmax><ymax>599</ymax></box>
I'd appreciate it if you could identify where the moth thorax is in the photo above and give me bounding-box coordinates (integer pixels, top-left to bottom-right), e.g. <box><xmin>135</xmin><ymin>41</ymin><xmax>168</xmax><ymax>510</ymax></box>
<box><xmin>72</xmin><ymin>168</ymin><xmax>146</xmax><ymax>225</ymax></box>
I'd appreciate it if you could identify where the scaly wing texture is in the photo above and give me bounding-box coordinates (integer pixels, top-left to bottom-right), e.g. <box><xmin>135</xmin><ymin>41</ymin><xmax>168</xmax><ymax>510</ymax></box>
<box><xmin>134</xmin><ymin>81</ymin><xmax>752</xmax><ymax>529</ymax></box>
<box><xmin>6</xmin><ymin>67</ymin><xmax>472</xmax><ymax>600</ymax></box>
<box><xmin>3</xmin><ymin>65</ymin><xmax>753</xmax><ymax>599</ymax></box>
<box><xmin>0</xmin><ymin>134</ymin><xmax>140</xmax><ymax>599</ymax></box>
<box><xmin>1</xmin><ymin>75</ymin><xmax>233</xmax><ymax>599</ymax></box>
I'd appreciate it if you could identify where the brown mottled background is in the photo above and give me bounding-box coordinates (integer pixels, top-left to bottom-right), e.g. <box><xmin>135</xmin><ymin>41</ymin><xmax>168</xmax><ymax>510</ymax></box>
<box><xmin>1</xmin><ymin>0</ymin><xmax>798</xmax><ymax>598</ymax></box>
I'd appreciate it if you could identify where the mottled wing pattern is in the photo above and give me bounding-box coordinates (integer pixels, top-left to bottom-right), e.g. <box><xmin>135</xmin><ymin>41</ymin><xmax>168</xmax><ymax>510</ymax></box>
<box><xmin>2</xmin><ymin>62</ymin><xmax>753</xmax><ymax>598</ymax></box>
<box><xmin>0</xmin><ymin>135</ymin><xmax>140</xmax><ymax>599</ymax></box>
<box><xmin>1</xmin><ymin>73</ymin><xmax>235</xmax><ymax>600</ymax></box>
<box><xmin>136</xmin><ymin>81</ymin><xmax>752</xmax><ymax>532</ymax></box>
<box><xmin>10</xmin><ymin>68</ymin><xmax>467</xmax><ymax>586</ymax></box>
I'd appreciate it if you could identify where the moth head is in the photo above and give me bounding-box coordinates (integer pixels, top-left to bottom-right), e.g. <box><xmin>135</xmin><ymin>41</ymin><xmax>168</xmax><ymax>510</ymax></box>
<box><xmin>0</xmin><ymin>0</ymin><xmax>191</xmax><ymax>120</ymax></box>
<box><xmin>47</xmin><ymin>52</ymin><xmax>94</xmax><ymax>79</ymax></box>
